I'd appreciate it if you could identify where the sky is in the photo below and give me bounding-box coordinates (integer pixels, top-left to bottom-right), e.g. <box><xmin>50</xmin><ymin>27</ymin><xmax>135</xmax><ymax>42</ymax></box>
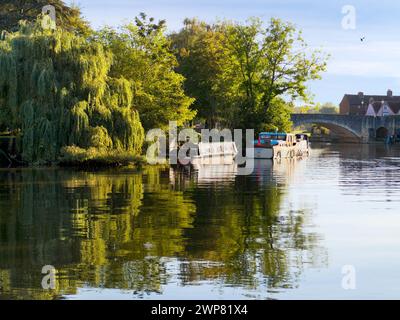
<box><xmin>67</xmin><ymin>0</ymin><xmax>400</xmax><ymax>105</ymax></box>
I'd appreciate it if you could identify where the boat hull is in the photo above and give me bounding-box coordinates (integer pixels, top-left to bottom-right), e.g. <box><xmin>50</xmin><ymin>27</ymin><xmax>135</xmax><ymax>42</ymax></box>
<box><xmin>246</xmin><ymin>147</ymin><xmax>274</xmax><ymax>159</ymax></box>
<box><xmin>191</xmin><ymin>154</ymin><xmax>237</xmax><ymax>168</ymax></box>
<box><xmin>177</xmin><ymin>141</ymin><xmax>238</xmax><ymax>167</ymax></box>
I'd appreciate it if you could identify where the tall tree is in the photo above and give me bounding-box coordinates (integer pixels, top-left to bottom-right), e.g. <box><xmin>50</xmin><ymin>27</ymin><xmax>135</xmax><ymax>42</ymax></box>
<box><xmin>0</xmin><ymin>0</ymin><xmax>90</xmax><ymax>35</ymax></box>
<box><xmin>226</xmin><ymin>18</ymin><xmax>327</xmax><ymax>129</ymax></box>
<box><xmin>171</xmin><ymin>19</ymin><xmax>238</xmax><ymax>128</ymax></box>
<box><xmin>96</xmin><ymin>13</ymin><xmax>196</xmax><ymax>130</ymax></box>
<box><xmin>0</xmin><ymin>18</ymin><xmax>144</xmax><ymax>164</ymax></box>
<box><xmin>172</xmin><ymin>17</ymin><xmax>327</xmax><ymax>131</ymax></box>
<box><xmin>318</xmin><ymin>102</ymin><xmax>339</xmax><ymax>114</ymax></box>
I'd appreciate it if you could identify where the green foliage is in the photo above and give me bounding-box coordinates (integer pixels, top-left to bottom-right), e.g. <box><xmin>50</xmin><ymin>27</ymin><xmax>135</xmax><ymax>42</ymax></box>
<box><xmin>0</xmin><ymin>18</ymin><xmax>144</xmax><ymax>164</ymax></box>
<box><xmin>171</xmin><ymin>17</ymin><xmax>328</xmax><ymax>131</ymax></box>
<box><xmin>88</xmin><ymin>126</ymin><xmax>113</xmax><ymax>149</ymax></box>
<box><xmin>96</xmin><ymin>13</ymin><xmax>196</xmax><ymax>130</ymax></box>
<box><xmin>59</xmin><ymin>145</ymin><xmax>145</xmax><ymax>167</ymax></box>
<box><xmin>318</xmin><ymin>102</ymin><xmax>339</xmax><ymax>114</ymax></box>
<box><xmin>294</xmin><ymin>102</ymin><xmax>339</xmax><ymax>114</ymax></box>
<box><xmin>0</xmin><ymin>12</ymin><xmax>327</xmax><ymax>166</ymax></box>
<box><xmin>262</xmin><ymin>98</ymin><xmax>293</xmax><ymax>133</ymax></box>
<box><xmin>171</xmin><ymin>19</ymin><xmax>237</xmax><ymax>128</ymax></box>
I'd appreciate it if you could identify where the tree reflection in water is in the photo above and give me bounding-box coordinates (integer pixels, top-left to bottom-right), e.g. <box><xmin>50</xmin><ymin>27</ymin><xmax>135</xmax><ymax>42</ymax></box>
<box><xmin>0</xmin><ymin>161</ymin><xmax>324</xmax><ymax>299</ymax></box>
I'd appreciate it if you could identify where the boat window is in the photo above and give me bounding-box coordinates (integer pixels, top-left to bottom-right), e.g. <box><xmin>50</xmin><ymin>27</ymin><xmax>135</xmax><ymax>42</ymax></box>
<box><xmin>259</xmin><ymin>134</ymin><xmax>286</xmax><ymax>141</ymax></box>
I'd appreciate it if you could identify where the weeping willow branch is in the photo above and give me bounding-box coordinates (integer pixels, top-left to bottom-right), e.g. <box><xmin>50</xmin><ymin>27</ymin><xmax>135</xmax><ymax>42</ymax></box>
<box><xmin>0</xmin><ymin>17</ymin><xmax>145</xmax><ymax>164</ymax></box>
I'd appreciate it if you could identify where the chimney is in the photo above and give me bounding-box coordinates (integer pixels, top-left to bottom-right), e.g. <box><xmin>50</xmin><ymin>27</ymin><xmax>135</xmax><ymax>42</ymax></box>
<box><xmin>387</xmin><ymin>89</ymin><xmax>393</xmax><ymax>97</ymax></box>
<box><xmin>369</xmin><ymin>97</ymin><xmax>374</xmax><ymax>104</ymax></box>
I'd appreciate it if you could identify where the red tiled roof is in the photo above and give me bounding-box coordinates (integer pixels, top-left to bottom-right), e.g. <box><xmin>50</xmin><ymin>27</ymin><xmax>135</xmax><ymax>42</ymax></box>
<box><xmin>344</xmin><ymin>94</ymin><xmax>400</xmax><ymax>106</ymax></box>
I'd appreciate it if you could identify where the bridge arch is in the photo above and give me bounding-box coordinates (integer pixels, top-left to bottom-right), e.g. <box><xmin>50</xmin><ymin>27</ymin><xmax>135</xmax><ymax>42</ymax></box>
<box><xmin>376</xmin><ymin>127</ymin><xmax>388</xmax><ymax>139</ymax></box>
<box><xmin>291</xmin><ymin>114</ymin><xmax>363</xmax><ymax>143</ymax></box>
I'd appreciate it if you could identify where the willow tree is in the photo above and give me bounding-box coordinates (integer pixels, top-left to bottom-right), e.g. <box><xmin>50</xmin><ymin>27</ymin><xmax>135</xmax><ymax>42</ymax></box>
<box><xmin>0</xmin><ymin>18</ymin><xmax>144</xmax><ymax>164</ymax></box>
<box><xmin>96</xmin><ymin>13</ymin><xmax>196</xmax><ymax>130</ymax></box>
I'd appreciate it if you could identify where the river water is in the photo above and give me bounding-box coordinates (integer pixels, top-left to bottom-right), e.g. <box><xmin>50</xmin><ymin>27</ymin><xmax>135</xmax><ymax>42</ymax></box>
<box><xmin>1</xmin><ymin>143</ymin><xmax>400</xmax><ymax>300</ymax></box>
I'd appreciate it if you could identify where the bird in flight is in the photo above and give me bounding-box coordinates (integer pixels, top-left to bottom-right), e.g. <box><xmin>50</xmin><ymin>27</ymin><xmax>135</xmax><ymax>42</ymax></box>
<box><xmin>360</xmin><ymin>37</ymin><xmax>366</xmax><ymax>42</ymax></box>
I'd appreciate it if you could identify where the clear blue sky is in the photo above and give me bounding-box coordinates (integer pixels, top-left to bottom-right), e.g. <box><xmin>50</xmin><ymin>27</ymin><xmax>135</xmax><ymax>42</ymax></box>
<box><xmin>68</xmin><ymin>0</ymin><xmax>400</xmax><ymax>105</ymax></box>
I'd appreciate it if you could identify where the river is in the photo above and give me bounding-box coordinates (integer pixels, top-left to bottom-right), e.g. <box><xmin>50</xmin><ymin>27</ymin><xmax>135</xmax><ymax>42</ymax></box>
<box><xmin>1</xmin><ymin>143</ymin><xmax>400</xmax><ymax>300</ymax></box>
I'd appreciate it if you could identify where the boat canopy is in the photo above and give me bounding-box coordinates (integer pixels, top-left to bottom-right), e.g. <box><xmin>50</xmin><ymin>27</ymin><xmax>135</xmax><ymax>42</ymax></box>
<box><xmin>255</xmin><ymin>132</ymin><xmax>288</xmax><ymax>146</ymax></box>
<box><xmin>259</xmin><ymin>132</ymin><xmax>287</xmax><ymax>139</ymax></box>
<box><xmin>259</xmin><ymin>132</ymin><xmax>287</xmax><ymax>136</ymax></box>
<box><xmin>259</xmin><ymin>132</ymin><xmax>287</xmax><ymax>140</ymax></box>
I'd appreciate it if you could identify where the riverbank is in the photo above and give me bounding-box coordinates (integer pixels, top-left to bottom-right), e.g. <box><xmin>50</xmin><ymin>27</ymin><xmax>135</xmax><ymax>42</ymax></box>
<box><xmin>0</xmin><ymin>146</ymin><xmax>150</xmax><ymax>170</ymax></box>
<box><xmin>58</xmin><ymin>146</ymin><xmax>148</xmax><ymax>169</ymax></box>
<box><xmin>0</xmin><ymin>135</ymin><xmax>151</xmax><ymax>169</ymax></box>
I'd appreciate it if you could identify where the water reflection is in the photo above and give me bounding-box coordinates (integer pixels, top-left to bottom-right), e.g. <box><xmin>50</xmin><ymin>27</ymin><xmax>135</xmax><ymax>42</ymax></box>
<box><xmin>0</xmin><ymin>159</ymin><xmax>323</xmax><ymax>300</ymax></box>
<box><xmin>321</xmin><ymin>144</ymin><xmax>400</xmax><ymax>204</ymax></box>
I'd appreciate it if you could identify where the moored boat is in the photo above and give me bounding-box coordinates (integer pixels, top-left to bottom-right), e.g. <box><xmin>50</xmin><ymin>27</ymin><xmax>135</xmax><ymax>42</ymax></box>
<box><xmin>178</xmin><ymin>141</ymin><xmax>238</xmax><ymax>167</ymax></box>
<box><xmin>247</xmin><ymin>132</ymin><xmax>309</xmax><ymax>159</ymax></box>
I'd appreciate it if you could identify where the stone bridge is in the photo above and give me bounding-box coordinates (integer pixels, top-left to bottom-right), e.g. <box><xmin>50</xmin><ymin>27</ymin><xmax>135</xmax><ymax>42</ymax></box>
<box><xmin>291</xmin><ymin>114</ymin><xmax>400</xmax><ymax>143</ymax></box>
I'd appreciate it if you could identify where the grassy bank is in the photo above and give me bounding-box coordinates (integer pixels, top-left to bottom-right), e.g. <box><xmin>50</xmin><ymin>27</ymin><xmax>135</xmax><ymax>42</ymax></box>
<box><xmin>57</xmin><ymin>146</ymin><xmax>148</xmax><ymax>169</ymax></box>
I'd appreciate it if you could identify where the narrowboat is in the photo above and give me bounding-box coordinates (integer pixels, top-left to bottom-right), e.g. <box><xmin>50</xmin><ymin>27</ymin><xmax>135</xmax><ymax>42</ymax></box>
<box><xmin>247</xmin><ymin>132</ymin><xmax>309</xmax><ymax>159</ymax></box>
<box><xmin>177</xmin><ymin>141</ymin><xmax>239</xmax><ymax>168</ymax></box>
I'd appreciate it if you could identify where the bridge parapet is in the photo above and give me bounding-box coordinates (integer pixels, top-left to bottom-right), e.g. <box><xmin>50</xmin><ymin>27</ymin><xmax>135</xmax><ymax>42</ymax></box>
<box><xmin>291</xmin><ymin>114</ymin><xmax>400</xmax><ymax>143</ymax></box>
